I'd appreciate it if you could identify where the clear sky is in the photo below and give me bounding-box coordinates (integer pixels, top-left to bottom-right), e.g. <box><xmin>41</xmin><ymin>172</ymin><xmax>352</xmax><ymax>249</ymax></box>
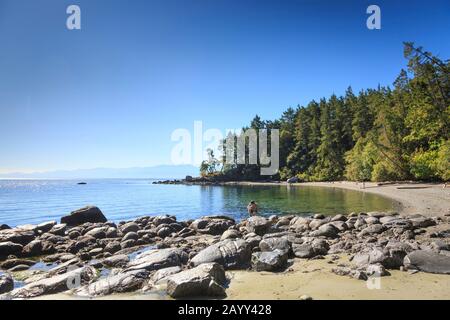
<box><xmin>0</xmin><ymin>0</ymin><xmax>449</xmax><ymax>173</ymax></box>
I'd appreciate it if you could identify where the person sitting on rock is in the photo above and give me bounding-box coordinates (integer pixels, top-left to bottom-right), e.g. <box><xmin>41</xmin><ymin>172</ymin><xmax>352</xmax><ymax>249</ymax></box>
<box><xmin>247</xmin><ymin>200</ymin><xmax>258</xmax><ymax>216</ymax></box>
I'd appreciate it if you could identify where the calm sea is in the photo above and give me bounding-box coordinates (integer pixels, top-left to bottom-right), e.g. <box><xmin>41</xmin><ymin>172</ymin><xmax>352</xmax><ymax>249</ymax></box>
<box><xmin>0</xmin><ymin>179</ymin><xmax>396</xmax><ymax>227</ymax></box>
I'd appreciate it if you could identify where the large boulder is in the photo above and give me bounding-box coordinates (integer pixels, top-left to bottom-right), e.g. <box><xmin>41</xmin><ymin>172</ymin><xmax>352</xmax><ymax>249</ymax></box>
<box><xmin>0</xmin><ymin>242</ymin><xmax>23</xmax><ymax>258</ymax></box>
<box><xmin>409</xmin><ymin>216</ymin><xmax>436</xmax><ymax>229</ymax></box>
<box><xmin>76</xmin><ymin>269</ymin><xmax>149</xmax><ymax>297</ymax></box>
<box><xmin>357</xmin><ymin>224</ymin><xmax>385</xmax><ymax>237</ymax></box>
<box><xmin>309</xmin><ymin>223</ymin><xmax>339</xmax><ymax>238</ymax></box>
<box><xmin>166</xmin><ymin>263</ymin><xmax>226</xmax><ymax>298</ymax></box>
<box><xmin>404</xmin><ymin>250</ymin><xmax>450</xmax><ymax>274</ymax></box>
<box><xmin>0</xmin><ymin>274</ymin><xmax>14</xmax><ymax>294</ymax></box>
<box><xmin>0</xmin><ymin>258</ymin><xmax>35</xmax><ymax>270</ymax></box>
<box><xmin>251</xmin><ymin>250</ymin><xmax>288</xmax><ymax>271</ymax></box>
<box><xmin>61</xmin><ymin>206</ymin><xmax>107</xmax><ymax>226</ymax></box>
<box><xmin>102</xmin><ymin>254</ymin><xmax>130</xmax><ymax>268</ymax></box>
<box><xmin>126</xmin><ymin>248</ymin><xmax>188</xmax><ymax>271</ymax></box>
<box><xmin>352</xmin><ymin>243</ymin><xmax>409</xmax><ymax>269</ymax></box>
<box><xmin>84</xmin><ymin>226</ymin><xmax>109</xmax><ymax>239</ymax></box>
<box><xmin>190</xmin><ymin>239</ymin><xmax>251</xmax><ymax>270</ymax></box>
<box><xmin>120</xmin><ymin>222</ymin><xmax>140</xmax><ymax>234</ymax></box>
<box><xmin>35</xmin><ymin>221</ymin><xmax>57</xmax><ymax>233</ymax></box>
<box><xmin>150</xmin><ymin>266</ymin><xmax>182</xmax><ymax>285</ymax></box>
<box><xmin>292</xmin><ymin>239</ymin><xmax>329</xmax><ymax>259</ymax></box>
<box><xmin>246</xmin><ymin>216</ymin><xmax>272</xmax><ymax>236</ymax></box>
<box><xmin>190</xmin><ymin>216</ymin><xmax>235</xmax><ymax>235</ymax></box>
<box><xmin>22</xmin><ymin>240</ymin><xmax>56</xmax><ymax>257</ymax></box>
<box><xmin>0</xmin><ymin>229</ymin><xmax>35</xmax><ymax>246</ymax></box>
<box><xmin>6</xmin><ymin>266</ymin><xmax>97</xmax><ymax>299</ymax></box>
<box><xmin>259</xmin><ymin>237</ymin><xmax>291</xmax><ymax>255</ymax></box>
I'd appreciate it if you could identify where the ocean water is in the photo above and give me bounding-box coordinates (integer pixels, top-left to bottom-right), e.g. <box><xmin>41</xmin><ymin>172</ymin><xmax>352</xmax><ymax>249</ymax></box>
<box><xmin>0</xmin><ymin>179</ymin><xmax>396</xmax><ymax>227</ymax></box>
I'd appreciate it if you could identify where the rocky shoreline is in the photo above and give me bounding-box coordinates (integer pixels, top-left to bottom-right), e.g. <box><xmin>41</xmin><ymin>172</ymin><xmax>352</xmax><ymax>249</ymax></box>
<box><xmin>1</xmin><ymin>206</ymin><xmax>450</xmax><ymax>300</ymax></box>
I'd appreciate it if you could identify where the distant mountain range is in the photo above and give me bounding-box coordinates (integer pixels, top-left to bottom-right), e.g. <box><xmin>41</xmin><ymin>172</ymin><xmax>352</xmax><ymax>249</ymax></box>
<box><xmin>0</xmin><ymin>165</ymin><xmax>199</xmax><ymax>179</ymax></box>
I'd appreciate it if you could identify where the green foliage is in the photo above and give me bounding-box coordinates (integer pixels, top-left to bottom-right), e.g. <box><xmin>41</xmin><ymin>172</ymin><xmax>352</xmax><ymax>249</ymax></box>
<box><xmin>435</xmin><ymin>140</ymin><xmax>450</xmax><ymax>181</ymax></box>
<box><xmin>213</xmin><ymin>43</ymin><xmax>449</xmax><ymax>182</ymax></box>
<box><xmin>410</xmin><ymin>148</ymin><xmax>439</xmax><ymax>180</ymax></box>
<box><xmin>344</xmin><ymin>139</ymin><xmax>376</xmax><ymax>182</ymax></box>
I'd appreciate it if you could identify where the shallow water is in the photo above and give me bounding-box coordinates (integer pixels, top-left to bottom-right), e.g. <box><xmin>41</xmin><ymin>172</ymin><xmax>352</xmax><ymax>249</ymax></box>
<box><xmin>0</xmin><ymin>179</ymin><xmax>396</xmax><ymax>227</ymax></box>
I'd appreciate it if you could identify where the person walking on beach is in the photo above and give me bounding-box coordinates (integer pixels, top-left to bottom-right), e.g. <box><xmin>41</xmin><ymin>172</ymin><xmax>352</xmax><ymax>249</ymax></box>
<box><xmin>247</xmin><ymin>200</ymin><xmax>258</xmax><ymax>216</ymax></box>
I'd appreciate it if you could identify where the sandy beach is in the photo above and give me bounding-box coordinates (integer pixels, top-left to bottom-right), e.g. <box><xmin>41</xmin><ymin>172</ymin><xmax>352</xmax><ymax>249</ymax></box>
<box><xmin>226</xmin><ymin>253</ymin><xmax>450</xmax><ymax>300</ymax></box>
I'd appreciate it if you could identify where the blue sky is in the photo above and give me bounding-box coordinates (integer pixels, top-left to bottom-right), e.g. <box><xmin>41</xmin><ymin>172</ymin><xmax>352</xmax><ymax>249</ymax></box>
<box><xmin>0</xmin><ymin>0</ymin><xmax>449</xmax><ymax>173</ymax></box>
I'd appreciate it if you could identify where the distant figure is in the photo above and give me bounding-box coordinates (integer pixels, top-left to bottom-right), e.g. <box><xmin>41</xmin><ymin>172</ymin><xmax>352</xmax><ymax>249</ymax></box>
<box><xmin>247</xmin><ymin>200</ymin><xmax>258</xmax><ymax>216</ymax></box>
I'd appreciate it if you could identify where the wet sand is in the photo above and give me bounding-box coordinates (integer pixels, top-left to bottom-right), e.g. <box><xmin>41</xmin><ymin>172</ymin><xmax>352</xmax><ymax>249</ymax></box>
<box><xmin>226</xmin><ymin>255</ymin><xmax>450</xmax><ymax>300</ymax></box>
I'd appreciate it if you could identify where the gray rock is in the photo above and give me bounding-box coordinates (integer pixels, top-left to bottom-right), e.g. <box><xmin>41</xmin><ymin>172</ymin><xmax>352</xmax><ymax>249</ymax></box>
<box><xmin>85</xmin><ymin>227</ymin><xmax>108</xmax><ymax>239</ymax></box>
<box><xmin>358</xmin><ymin>224</ymin><xmax>385</xmax><ymax>237</ymax></box>
<box><xmin>259</xmin><ymin>237</ymin><xmax>291</xmax><ymax>254</ymax></box>
<box><xmin>120</xmin><ymin>239</ymin><xmax>137</xmax><ymax>249</ymax></box>
<box><xmin>126</xmin><ymin>248</ymin><xmax>187</xmax><ymax>271</ymax></box>
<box><xmin>7</xmin><ymin>266</ymin><xmax>97</xmax><ymax>298</ymax></box>
<box><xmin>0</xmin><ymin>274</ymin><xmax>14</xmax><ymax>294</ymax></box>
<box><xmin>76</xmin><ymin>269</ymin><xmax>149</xmax><ymax>296</ymax></box>
<box><xmin>409</xmin><ymin>216</ymin><xmax>436</xmax><ymax>228</ymax></box>
<box><xmin>404</xmin><ymin>250</ymin><xmax>450</xmax><ymax>274</ymax></box>
<box><xmin>102</xmin><ymin>254</ymin><xmax>130</xmax><ymax>268</ymax></box>
<box><xmin>246</xmin><ymin>216</ymin><xmax>271</xmax><ymax>235</ymax></box>
<box><xmin>120</xmin><ymin>222</ymin><xmax>140</xmax><ymax>234</ymax></box>
<box><xmin>0</xmin><ymin>241</ymin><xmax>23</xmax><ymax>258</ymax></box>
<box><xmin>331</xmin><ymin>214</ymin><xmax>347</xmax><ymax>222</ymax></box>
<box><xmin>157</xmin><ymin>226</ymin><xmax>173</xmax><ymax>238</ymax></box>
<box><xmin>151</xmin><ymin>266</ymin><xmax>182</xmax><ymax>285</ymax></box>
<box><xmin>0</xmin><ymin>229</ymin><xmax>35</xmax><ymax>246</ymax></box>
<box><xmin>381</xmin><ymin>217</ymin><xmax>413</xmax><ymax>230</ymax></box>
<box><xmin>36</xmin><ymin>221</ymin><xmax>57</xmax><ymax>233</ymax></box>
<box><xmin>166</xmin><ymin>263</ymin><xmax>226</xmax><ymax>298</ymax></box>
<box><xmin>61</xmin><ymin>206</ymin><xmax>107</xmax><ymax>226</ymax></box>
<box><xmin>190</xmin><ymin>216</ymin><xmax>235</xmax><ymax>235</ymax></box>
<box><xmin>292</xmin><ymin>239</ymin><xmax>328</xmax><ymax>258</ymax></box>
<box><xmin>122</xmin><ymin>232</ymin><xmax>139</xmax><ymax>242</ymax></box>
<box><xmin>311</xmin><ymin>238</ymin><xmax>329</xmax><ymax>255</ymax></box>
<box><xmin>0</xmin><ymin>224</ymin><xmax>11</xmax><ymax>231</ymax></box>
<box><xmin>153</xmin><ymin>215</ymin><xmax>177</xmax><ymax>226</ymax></box>
<box><xmin>309</xmin><ymin>224</ymin><xmax>339</xmax><ymax>238</ymax></box>
<box><xmin>22</xmin><ymin>239</ymin><xmax>56</xmax><ymax>257</ymax></box>
<box><xmin>432</xmin><ymin>240</ymin><xmax>450</xmax><ymax>252</ymax></box>
<box><xmin>309</xmin><ymin>219</ymin><xmax>328</xmax><ymax>230</ymax></box>
<box><xmin>244</xmin><ymin>233</ymin><xmax>262</xmax><ymax>249</ymax></box>
<box><xmin>104</xmin><ymin>241</ymin><xmax>121</xmax><ymax>254</ymax></box>
<box><xmin>329</xmin><ymin>221</ymin><xmax>348</xmax><ymax>232</ymax></box>
<box><xmin>0</xmin><ymin>258</ymin><xmax>35</xmax><ymax>269</ymax></box>
<box><xmin>292</xmin><ymin>243</ymin><xmax>315</xmax><ymax>258</ymax></box>
<box><xmin>251</xmin><ymin>249</ymin><xmax>288</xmax><ymax>271</ymax></box>
<box><xmin>352</xmin><ymin>244</ymin><xmax>408</xmax><ymax>269</ymax></box>
<box><xmin>67</xmin><ymin>235</ymin><xmax>97</xmax><ymax>254</ymax></box>
<box><xmin>364</xmin><ymin>216</ymin><xmax>380</xmax><ymax>225</ymax></box>
<box><xmin>190</xmin><ymin>239</ymin><xmax>251</xmax><ymax>269</ymax></box>
<box><xmin>220</xmin><ymin>229</ymin><xmax>241</xmax><ymax>241</ymax></box>
<box><xmin>49</xmin><ymin>224</ymin><xmax>67</xmax><ymax>236</ymax></box>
